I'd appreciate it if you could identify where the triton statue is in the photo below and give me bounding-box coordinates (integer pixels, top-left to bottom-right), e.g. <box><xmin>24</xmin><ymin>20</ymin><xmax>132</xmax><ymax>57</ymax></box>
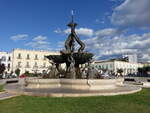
<box><xmin>64</xmin><ymin>10</ymin><xmax>85</xmax><ymax>53</ymax></box>
<box><xmin>46</xmin><ymin>11</ymin><xmax>94</xmax><ymax>78</ymax></box>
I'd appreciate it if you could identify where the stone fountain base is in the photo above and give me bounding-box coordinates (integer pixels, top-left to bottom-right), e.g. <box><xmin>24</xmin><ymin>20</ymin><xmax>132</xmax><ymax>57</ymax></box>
<box><xmin>25</xmin><ymin>78</ymin><xmax>124</xmax><ymax>90</ymax></box>
<box><xmin>4</xmin><ymin>77</ymin><xmax>142</xmax><ymax>97</ymax></box>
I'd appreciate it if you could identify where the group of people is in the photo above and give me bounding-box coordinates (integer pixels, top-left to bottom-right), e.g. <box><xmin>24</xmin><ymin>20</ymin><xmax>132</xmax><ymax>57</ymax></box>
<box><xmin>0</xmin><ymin>71</ymin><xmax>17</xmax><ymax>79</ymax></box>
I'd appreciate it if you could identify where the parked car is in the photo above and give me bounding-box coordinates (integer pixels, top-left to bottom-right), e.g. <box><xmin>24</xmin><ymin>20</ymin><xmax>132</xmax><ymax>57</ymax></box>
<box><xmin>19</xmin><ymin>74</ymin><xmax>27</xmax><ymax>78</ymax></box>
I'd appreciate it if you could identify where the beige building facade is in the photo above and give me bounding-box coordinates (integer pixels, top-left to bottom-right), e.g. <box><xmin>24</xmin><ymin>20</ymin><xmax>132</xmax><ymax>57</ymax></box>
<box><xmin>0</xmin><ymin>52</ymin><xmax>12</xmax><ymax>73</ymax></box>
<box><xmin>94</xmin><ymin>60</ymin><xmax>144</xmax><ymax>76</ymax></box>
<box><xmin>11</xmin><ymin>49</ymin><xmax>60</xmax><ymax>74</ymax></box>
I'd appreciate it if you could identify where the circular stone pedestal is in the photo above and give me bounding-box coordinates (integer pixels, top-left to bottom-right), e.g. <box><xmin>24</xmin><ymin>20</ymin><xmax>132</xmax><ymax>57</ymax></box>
<box><xmin>4</xmin><ymin>77</ymin><xmax>142</xmax><ymax>97</ymax></box>
<box><xmin>25</xmin><ymin>78</ymin><xmax>124</xmax><ymax>90</ymax></box>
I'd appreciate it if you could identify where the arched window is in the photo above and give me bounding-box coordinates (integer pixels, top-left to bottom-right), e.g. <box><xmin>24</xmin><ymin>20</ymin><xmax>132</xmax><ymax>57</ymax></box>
<box><xmin>18</xmin><ymin>53</ymin><xmax>21</xmax><ymax>59</ymax></box>
<box><xmin>1</xmin><ymin>56</ymin><xmax>6</xmax><ymax>61</ymax></box>
<box><xmin>27</xmin><ymin>54</ymin><xmax>30</xmax><ymax>59</ymax></box>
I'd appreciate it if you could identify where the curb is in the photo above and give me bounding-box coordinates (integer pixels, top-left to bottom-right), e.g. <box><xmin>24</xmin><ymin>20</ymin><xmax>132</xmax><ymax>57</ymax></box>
<box><xmin>5</xmin><ymin>86</ymin><xmax>142</xmax><ymax>97</ymax></box>
<box><xmin>0</xmin><ymin>91</ymin><xmax>19</xmax><ymax>100</ymax></box>
<box><xmin>0</xmin><ymin>94</ymin><xmax>19</xmax><ymax>100</ymax></box>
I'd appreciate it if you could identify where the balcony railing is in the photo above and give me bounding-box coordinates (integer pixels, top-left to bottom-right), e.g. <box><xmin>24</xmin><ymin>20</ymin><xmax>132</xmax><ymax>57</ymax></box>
<box><xmin>33</xmin><ymin>65</ymin><xmax>38</xmax><ymax>68</ymax></box>
<box><xmin>16</xmin><ymin>65</ymin><xmax>22</xmax><ymax>68</ymax></box>
<box><xmin>34</xmin><ymin>58</ymin><xmax>38</xmax><ymax>60</ymax></box>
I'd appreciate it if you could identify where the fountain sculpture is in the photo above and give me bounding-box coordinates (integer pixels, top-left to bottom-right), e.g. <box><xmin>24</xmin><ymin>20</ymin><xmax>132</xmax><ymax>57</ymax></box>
<box><xmin>46</xmin><ymin>12</ymin><xmax>94</xmax><ymax>79</ymax></box>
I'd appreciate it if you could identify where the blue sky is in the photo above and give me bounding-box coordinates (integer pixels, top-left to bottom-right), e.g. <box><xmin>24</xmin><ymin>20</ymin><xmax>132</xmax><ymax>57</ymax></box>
<box><xmin>0</xmin><ymin>0</ymin><xmax>150</xmax><ymax>62</ymax></box>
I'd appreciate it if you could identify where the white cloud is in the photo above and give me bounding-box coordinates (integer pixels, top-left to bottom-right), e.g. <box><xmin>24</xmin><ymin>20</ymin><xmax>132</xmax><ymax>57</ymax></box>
<box><xmin>54</xmin><ymin>28</ymin><xmax>62</xmax><ymax>33</ymax></box>
<box><xmin>76</xmin><ymin>28</ymin><xmax>94</xmax><ymax>37</ymax></box>
<box><xmin>55</xmin><ymin>26</ymin><xmax>150</xmax><ymax>62</ymax></box>
<box><xmin>55</xmin><ymin>27</ymin><xmax>94</xmax><ymax>37</ymax></box>
<box><xmin>85</xmin><ymin>30</ymin><xmax>150</xmax><ymax>62</ymax></box>
<box><xmin>95</xmin><ymin>28</ymin><xmax>123</xmax><ymax>37</ymax></box>
<box><xmin>57</xmin><ymin>41</ymin><xmax>64</xmax><ymax>48</ymax></box>
<box><xmin>10</xmin><ymin>34</ymin><xmax>28</xmax><ymax>41</ymax></box>
<box><xmin>25</xmin><ymin>35</ymin><xmax>51</xmax><ymax>50</ymax></box>
<box><xmin>33</xmin><ymin>35</ymin><xmax>47</xmax><ymax>41</ymax></box>
<box><xmin>95</xmin><ymin>19</ymin><xmax>105</xmax><ymax>24</ymax></box>
<box><xmin>111</xmin><ymin>0</ymin><xmax>150</xmax><ymax>28</ymax></box>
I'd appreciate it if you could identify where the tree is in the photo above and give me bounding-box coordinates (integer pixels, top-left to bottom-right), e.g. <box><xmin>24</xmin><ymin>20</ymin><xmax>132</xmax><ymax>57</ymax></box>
<box><xmin>117</xmin><ymin>69</ymin><xmax>123</xmax><ymax>77</ymax></box>
<box><xmin>138</xmin><ymin>67</ymin><xmax>143</xmax><ymax>73</ymax></box>
<box><xmin>0</xmin><ymin>63</ymin><xmax>5</xmax><ymax>77</ymax></box>
<box><xmin>138</xmin><ymin>66</ymin><xmax>150</xmax><ymax>76</ymax></box>
<box><xmin>15</xmin><ymin>68</ymin><xmax>20</xmax><ymax>76</ymax></box>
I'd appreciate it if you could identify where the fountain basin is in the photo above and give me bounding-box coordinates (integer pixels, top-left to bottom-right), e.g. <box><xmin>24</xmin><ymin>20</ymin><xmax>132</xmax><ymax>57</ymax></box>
<box><xmin>4</xmin><ymin>78</ymin><xmax>141</xmax><ymax>97</ymax></box>
<box><xmin>46</xmin><ymin>52</ymin><xmax>94</xmax><ymax>65</ymax></box>
<box><xmin>25</xmin><ymin>78</ymin><xmax>124</xmax><ymax>90</ymax></box>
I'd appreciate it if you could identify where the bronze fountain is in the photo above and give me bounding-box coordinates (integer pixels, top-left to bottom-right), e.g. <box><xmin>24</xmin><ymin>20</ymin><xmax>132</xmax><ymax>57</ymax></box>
<box><xmin>46</xmin><ymin>13</ymin><xmax>94</xmax><ymax>78</ymax></box>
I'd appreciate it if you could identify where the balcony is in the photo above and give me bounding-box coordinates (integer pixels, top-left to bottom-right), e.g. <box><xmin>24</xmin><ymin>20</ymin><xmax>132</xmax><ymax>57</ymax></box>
<box><xmin>16</xmin><ymin>65</ymin><xmax>22</xmax><ymax>68</ymax></box>
<box><xmin>26</xmin><ymin>57</ymin><xmax>30</xmax><ymax>60</ymax></box>
<box><xmin>34</xmin><ymin>58</ymin><xmax>38</xmax><ymax>60</ymax></box>
<box><xmin>33</xmin><ymin>65</ymin><xmax>38</xmax><ymax>68</ymax></box>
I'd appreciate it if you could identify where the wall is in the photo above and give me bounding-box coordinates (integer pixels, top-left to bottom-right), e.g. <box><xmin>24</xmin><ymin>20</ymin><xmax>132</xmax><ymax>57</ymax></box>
<box><xmin>11</xmin><ymin>49</ymin><xmax>60</xmax><ymax>75</ymax></box>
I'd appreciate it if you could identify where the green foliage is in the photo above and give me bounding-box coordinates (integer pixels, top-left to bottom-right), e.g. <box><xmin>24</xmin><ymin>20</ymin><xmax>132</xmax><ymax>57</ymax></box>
<box><xmin>24</xmin><ymin>72</ymin><xmax>36</xmax><ymax>77</ymax></box>
<box><xmin>117</xmin><ymin>69</ymin><xmax>123</xmax><ymax>76</ymax></box>
<box><xmin>15</xmin><ymin>68</ymin><xmax>20</xmax><ymax>76</ymax></box>
<box><xmin>0</xmin><ymin>64</ymin><xmax>5</xmax><ymax>75</ymax></box>
<box><xmin>117</xmin><ymin>69</ymin><xmax>123</xmax><ymax>73</ymax></box>
<box><xmin>138</xmin><ymin>66</ymin><xmax>150</xmax><ymax>74</ymax></box>
<box><xmin>23</xmin><ymin>71</ymin><xmax>41</xmax><ymax>77</ymax></box>
<box><xmin>24</xmin><ymin>71</ymin><xmax>29</xmax><ymax>75</ymax></box>
<box><xmin>0</xmin><ymin>89</ymin><xmax>150</xmax><ymax>113</ymax></box>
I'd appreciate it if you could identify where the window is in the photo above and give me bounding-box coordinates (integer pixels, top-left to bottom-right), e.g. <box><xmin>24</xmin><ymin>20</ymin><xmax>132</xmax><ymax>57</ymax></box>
<box><xmin>1</xmin><ymin>56</ymin><xmax>6</xmax><ymax>61</ymax></box>
<box><xmin>110</xmin><ymin>64</ymin><xmax>112</xmax><ymax>68</ymax></box>
<box><xmin>17</xmin><ymin>62</ymin><xmax>21</xmax><ymax>68</ymax></box>
<box><xmin>18</xmin><ymin>53</ymin><xmax>21</xmax><ymax>59</ymax></box>
<box><xmin>43</xmin><ymin>56</ymin><xmax>46</xmax><ymax>60</ymax></box>
<box><xmin>8</xmin><ymin>64</ymin><xmax>10</xmax><ymax>71</ymax></box>
<box><xmin>106</xmin><ymin>64</ymin><xmax>108</xmax><ymax>69</ymax></box>
<box><xmin>35</xmin><ymin>54</ymin><xmax>38</xmax><ymax>60</ymax></box>
<box><xmin>102</xmin><ymin>65</ymin><xmax>104</xmax><ymax>69</ymax></box>
<box><xmin>26</xmin><ymin>62</ymin><xmax>30</xmax><ymax>68</ymax></box>
<box><xmin>27</xmin><ymin>54</ymin><xmax>30</xmax><ymax>59</ymax></box>
<box><xmin>8</xmin><ymin>56</ymin><xmax>11</xmax><ymax>61</ymax></box>
<box><xmin>99</xmin><ymin>65</ymin><xmax>101</xmax><ymax>69</ymax></box>
<box><xmin>34</xmin><ymin>62</ymin><xmax>38</xmax><ymax>68</ymax></box>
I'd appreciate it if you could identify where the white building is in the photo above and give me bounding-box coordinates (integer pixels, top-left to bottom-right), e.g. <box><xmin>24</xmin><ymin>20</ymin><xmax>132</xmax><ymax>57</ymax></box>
<box><xmin>141</xmin><ymin>62</ymin><xmax>150</xmax><ymax>67</ymax></box>
<box><xmin>0</xmin><ymin>52</ymin><xmax>12</xmax><ymax>74</ymax></box>
<box><xmin>122</xmin><ymin>54</ymin><xmax>138</xmax><ymax>63</ymax></box>
<box><xmin>11</xmin><ymin>49</ymin><xmax>60</xmax><ymax>74</ymax></box>
<box><xmin>94</xmin><ymin>60</ymin><xmax>143</xmax><ymax>76</ymax></box>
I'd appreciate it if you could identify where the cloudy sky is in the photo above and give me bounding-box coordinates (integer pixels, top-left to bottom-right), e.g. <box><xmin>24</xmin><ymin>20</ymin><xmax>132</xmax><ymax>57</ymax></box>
<box><xmin>0</xmin><ymin>0</ymin><xmax>150</xmax><ymax>62</ymax></box>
